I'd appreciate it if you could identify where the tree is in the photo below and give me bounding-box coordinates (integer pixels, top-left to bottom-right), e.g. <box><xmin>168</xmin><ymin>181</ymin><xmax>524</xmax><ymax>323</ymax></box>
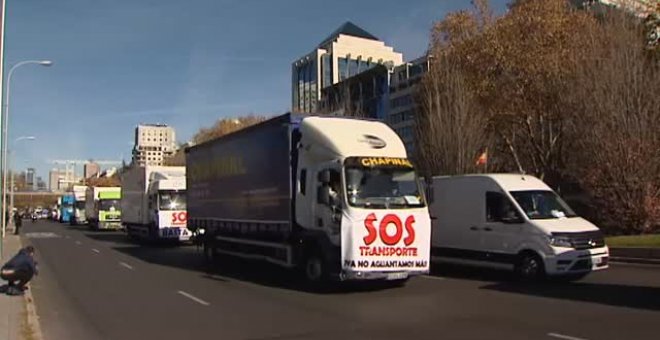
<box><xmin>85</xmin><ymin>176</ymin><xmax>121</xmax><ymax>187</ymax></box>
<box><xmin>423</xmin><ymin>0</ymin><xmax>597</xmax><ymax>183</ymax></box>
<box><xmin>192</xmin><ymin>115</ymin><xmax>269</xmax><ymax>145</ymax></box>
<box><xmin>161</xmin><ymin>115</ymin><xmax>270</xmax><ymax>166</ymax></box>
<box><xmin>415</xmin><ymin>55</ymin><xmax>491</xmax><ymax>177</ymax></box>
<box><xmin>563</xmin><ymin>10</ymin><xmax>660</xmax><ymax>234</ymax></box>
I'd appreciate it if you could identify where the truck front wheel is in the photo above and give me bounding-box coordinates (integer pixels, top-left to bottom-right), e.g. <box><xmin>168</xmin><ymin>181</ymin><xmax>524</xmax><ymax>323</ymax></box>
<box><xmin>303</xmin><ymin>252</ymin><xmax>326</xmax><ymax>283</ymax></box>
<box><xmin>203</xmin><ymin>241</ymin><xmax>216</xmax><ymax>264</ymax></box>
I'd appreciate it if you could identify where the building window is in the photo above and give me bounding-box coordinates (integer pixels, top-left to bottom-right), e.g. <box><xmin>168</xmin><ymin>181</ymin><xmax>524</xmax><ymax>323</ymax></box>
<box><xmin>338</xmin><ymin>58</ymin><xmax>348</xmax><ymax>82</ymax></box>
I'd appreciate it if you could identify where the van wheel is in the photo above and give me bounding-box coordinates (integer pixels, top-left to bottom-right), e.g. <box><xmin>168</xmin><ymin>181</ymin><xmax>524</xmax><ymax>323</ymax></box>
<box><xmin>515</xmin><ymin>252</ymin><xmax>545</xmax><ymax>281</ymax></box>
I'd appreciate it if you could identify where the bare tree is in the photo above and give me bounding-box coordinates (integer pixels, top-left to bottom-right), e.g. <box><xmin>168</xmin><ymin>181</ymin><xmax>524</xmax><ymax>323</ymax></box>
<box><xmin>415</xmin><ymin>56</ymin><xmax>491</xmax><ymax>177</ymax></box>
<box><xmin>564</xmin><ymin>10</ymin><xmax>660</xmax><ymax>233</ymax></box>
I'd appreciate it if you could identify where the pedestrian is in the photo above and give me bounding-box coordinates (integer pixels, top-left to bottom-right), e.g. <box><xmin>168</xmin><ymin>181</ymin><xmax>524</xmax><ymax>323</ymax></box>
<box><xmin>14</xmin><ymin>211</ymin><xmax>23</xmax><ymax>235</ymax></box>
<box><xmin>0</xmin><ymin>246</ymin><xmax>38</xmax><ymax>296</ymax></box>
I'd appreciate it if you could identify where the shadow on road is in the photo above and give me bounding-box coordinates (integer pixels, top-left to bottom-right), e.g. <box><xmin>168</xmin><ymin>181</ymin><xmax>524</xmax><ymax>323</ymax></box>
<box><xmin>481</xmin><ymin>281</ymin><xmax>660</xmax><ymax>311</ymax></box>
<box><xmin>111</xmin><ymin>245</ymin><xmax>403</xmax><ymax>294</ymax></box>
<box><xmin>430</xmin><ymin>262</ymin><xmax>660</xmax><ymax>311</ymax></box>
<box><xmin>82</xmin><ymin>231</ymin><xmax>136</xmax><ymax>245</ymax></box>
<box><xmin>429</xmin><ymin>263</ymin><xmax>515</xmax><ymax>282</ymax></box>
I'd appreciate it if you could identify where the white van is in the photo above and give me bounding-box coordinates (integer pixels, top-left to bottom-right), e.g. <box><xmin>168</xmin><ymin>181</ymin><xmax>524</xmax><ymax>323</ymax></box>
<box><xmin>429</xmin><ymin>174</ymin><xmax>609</xmax><ymax>280</ymax></box>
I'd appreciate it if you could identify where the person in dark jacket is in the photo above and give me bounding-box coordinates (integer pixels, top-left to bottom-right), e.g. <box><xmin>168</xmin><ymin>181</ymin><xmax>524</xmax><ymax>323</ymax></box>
<box><xmin>0</xmin><ymin>246</ymin><xmax>37</xmax><ymax>296</ymax></box>
<box><xmin>13</xmin><ymin>211</ymin><xmax>23</xmax><ymax>235</ymax></box>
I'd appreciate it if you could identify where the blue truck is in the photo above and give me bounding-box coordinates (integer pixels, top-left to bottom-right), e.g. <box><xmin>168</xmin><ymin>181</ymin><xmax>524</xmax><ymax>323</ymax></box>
<box><xmin>187</xmin><ymin>113</ymin><xmax>431</xmax><ymax>285</ymax></box>
<box><xmin>60</xmin><ymin>194</ymin><xmax>74</xmax><ymax>223</ymax></box>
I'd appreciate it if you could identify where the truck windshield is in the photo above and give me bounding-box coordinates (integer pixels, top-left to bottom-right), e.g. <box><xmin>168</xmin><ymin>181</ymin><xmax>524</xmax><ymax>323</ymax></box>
<box><xmin>159</xmin><ymin>192</ymin><xmax>186</xmax><ymax>210</ymax></box>
<box><xmin>345</xmin><ymin>166</ymin><xmax>425</xmax><ymax>209</ymax></box>
<box><xmin>99</xmin><ymin>199</ymin><xmax>120</xmax><ymax>211</ymax></box>
<box><xmin>510</xmin><ymin>190</ymin><xmax>577</xmax><ymax>219</ymax></box>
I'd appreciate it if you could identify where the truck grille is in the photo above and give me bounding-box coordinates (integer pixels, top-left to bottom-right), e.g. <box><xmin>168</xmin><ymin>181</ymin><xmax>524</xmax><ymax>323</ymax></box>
<box><xmin>553</xmin><ymin>230</ymin><xmax>605</xmax><ymax>250</ymax></box>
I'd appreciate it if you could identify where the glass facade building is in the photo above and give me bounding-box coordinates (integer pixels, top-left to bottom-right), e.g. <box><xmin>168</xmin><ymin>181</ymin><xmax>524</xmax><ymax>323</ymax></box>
<box><xmin>292</xmin><ymin>22</ymin><xmax>403</xmax><ymax>113</ymax></box>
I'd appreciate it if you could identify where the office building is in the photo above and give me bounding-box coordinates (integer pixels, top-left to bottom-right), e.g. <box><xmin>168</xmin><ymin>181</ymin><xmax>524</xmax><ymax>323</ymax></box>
<box><xmin>132</xmin><ymin>124</ymin><xmax>177</xmax><ymax>167</ymax></box>
<box><xmin>48</xmin><ymin>168</ymin><xmax>76</xmax><ymax>192</ymax></box>
<box><xmin>26</xmin><ymin>168</ymin><xmax>35</xmax><ymax>191</ymax></box>
<box><xmin>84</xmin><ymin>162</ymin><xmax>100</xmax><ymax>179</ymax></box>
<box><xmin>387</xmin><ymin>55</ymin><xmax>432</xmax><ymax>156</ymax></box>
<box><xmin>36</xmin><ymin>177</ymin><xmax>47</xmax><ymax>191</ymax></box>
<box><xmin>292</xmin><ymin>21</ymin><xmax>403</xmax><ymax>113</ymax></box>
<box><xmin>318</xmin><ymin>65</ymin><xmax>390</xmax><ymax>119</ymax></box>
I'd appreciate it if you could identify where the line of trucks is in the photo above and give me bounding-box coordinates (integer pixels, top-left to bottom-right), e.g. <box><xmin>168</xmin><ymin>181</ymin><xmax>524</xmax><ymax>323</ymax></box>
<box><xmin>54</xmin><ymin>113</ymin><xmax>610</xmax><ymax>285</ymax></box>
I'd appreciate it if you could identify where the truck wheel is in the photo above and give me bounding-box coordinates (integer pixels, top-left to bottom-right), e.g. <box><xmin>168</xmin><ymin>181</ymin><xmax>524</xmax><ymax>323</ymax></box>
<box><xmin>515</xmin><ymin>252</ymin><xmax>545</xmax><ymax>281</ymax></box>
<box><xmin>203</xmin><ymin>242</ymin><xmax>216</xmax><ymax>263</ymax></box>
<box><xmin>303</xmin><ymin>253</ymin><xmax>326</xmax><ymax>284</ymax></box>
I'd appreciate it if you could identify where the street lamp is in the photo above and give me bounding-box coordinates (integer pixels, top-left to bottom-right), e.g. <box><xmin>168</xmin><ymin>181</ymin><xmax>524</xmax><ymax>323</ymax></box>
<box><xmin>9</xmin><ymin>136</ymin><xmax>36</xmax><ymax>217</ymax></box>
<box><xmin>1</xmin><ymin>60</ymin><xmax>53</xmax><ymax>241</ymax></box>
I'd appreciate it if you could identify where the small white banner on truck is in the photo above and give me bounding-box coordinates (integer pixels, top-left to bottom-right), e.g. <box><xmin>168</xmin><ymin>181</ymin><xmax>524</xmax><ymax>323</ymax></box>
<box><xmin>341</xmin><ymin>209</ymin><xmax>431</xmax><ymax>272</ymax></box>
<box><xmin>158</xmin><ymin>211</ymin><xmax>190</xmax><ymax>240</ymax></box>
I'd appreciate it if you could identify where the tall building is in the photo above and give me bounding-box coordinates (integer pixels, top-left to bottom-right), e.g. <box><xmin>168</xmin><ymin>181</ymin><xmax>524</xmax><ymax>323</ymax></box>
<box><xmin>84</xmin><ymin>162</ymin><xmax>100</xmax><ymax>179</ymax></box>
<box><xmin>387</xmin><ymin>55</ymin><xmax>432</xmax><ymax>156</ymax></box>
<box><xmin>132</xmin><ymin>124</ymin><xmax>177</xmax><ymax>167</ymax></box>
<box><xmin>36</xmin><ymin>177</ymin><xmax>47</xmax><ymax>191</ymax></box>
<box><xmin>26</xmin><ymin>168</ymin><xmax>36</xmax><ymax>191</ymax></box>
<box><xmin>318</xmin><ymin>65</ymin><xmax>390</xmax><ymax>119</ymax></box>
<box><xmin>48</xmin><ymin>168</ymin><xmax>76</xmax><ymax>192</ymax></box>
<box><xmin>49</xmin><ymin>169</ymin><xmax>61</xmax><ymax>192</ymax></box>
<box><xmin>292</xmin><ymin>21</ymin><xmax>403</xmax><ymax>113</ymax></box>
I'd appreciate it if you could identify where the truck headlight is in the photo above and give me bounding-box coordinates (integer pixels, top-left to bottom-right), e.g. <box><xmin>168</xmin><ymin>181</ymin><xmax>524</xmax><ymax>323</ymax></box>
<box><xmin>550</xmin><ymin>236</ymin><xmax>573</xmax><ymax>248</ymax></box>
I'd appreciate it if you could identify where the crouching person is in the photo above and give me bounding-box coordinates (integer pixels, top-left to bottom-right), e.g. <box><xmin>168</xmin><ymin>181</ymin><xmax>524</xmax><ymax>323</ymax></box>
<box><xmin>1</xmin><ymin>246</ymin><xmax>38</xmax><ymax>296</ymax></box>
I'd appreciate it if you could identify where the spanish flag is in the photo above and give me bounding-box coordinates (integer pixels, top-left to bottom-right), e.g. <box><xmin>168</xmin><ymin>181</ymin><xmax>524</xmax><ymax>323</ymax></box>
<box><xmin>476</xmin><ymin>149</ymin><xmax>488</xmax><ymax>166</ymax></box>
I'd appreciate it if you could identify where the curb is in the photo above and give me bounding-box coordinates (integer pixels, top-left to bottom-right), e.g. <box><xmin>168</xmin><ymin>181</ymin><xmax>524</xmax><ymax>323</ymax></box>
<box><xmin>17</xmin><ymin>234</ymin><xmax>44</xmax><ymax>340</ymax></box>
<box><xmin>23</xmin><ymin>288</ymin><xmax>44</xmax><ymax>340</ymax></box>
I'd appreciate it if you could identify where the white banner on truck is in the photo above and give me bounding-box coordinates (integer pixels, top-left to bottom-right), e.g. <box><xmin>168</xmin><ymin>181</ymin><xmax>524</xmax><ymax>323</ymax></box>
<box><xmin>341</xmin><ymin>209</ymin><xmax>430</xmax><ymax>272</ymax></box>
<box><xmin>158</xmin><ymin>211</ymin><xmax>190</xmax><ymax>240</ymax></box>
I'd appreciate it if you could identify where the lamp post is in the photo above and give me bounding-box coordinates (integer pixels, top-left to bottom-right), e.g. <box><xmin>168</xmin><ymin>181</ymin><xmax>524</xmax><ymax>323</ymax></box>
<box><xmin>1</xmin><ymin>60</ymin><xmax>52</xmax><ymax>242</ymax></box>
<box><xmin>9</xmin><ymin>136</ymin><xmax>36</xmax><ymax>216</ymax></box>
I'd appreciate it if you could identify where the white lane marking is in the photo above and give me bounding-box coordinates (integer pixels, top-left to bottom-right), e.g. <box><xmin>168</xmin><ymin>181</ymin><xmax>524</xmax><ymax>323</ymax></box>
<box><xmin>177</xmin><ymin>290</ymin><xmax>210</xmax><ymax>306</ymax></box>
<box><xmin>75</xmin><ymin>241</ymin><xmax>82</xmax><ymax>245</ymax></box>
<box><xmin>119</xmin><ymin>262</ymin><xmax>134</xmax><ymax>270</ymax></box>
<box><xmin>421</xmin><ymin>275</ymin><xmax>445</xmax><ymax>281</ymax></box>
<box><xmin>548</xmin><ymin>332</ymin><xmax>589</xmax><ymax>340</ymax></box>
<box><xmin>91</xmin><ymin>248</ymin><xmax>100</xmax><ymax>254</ymax></box>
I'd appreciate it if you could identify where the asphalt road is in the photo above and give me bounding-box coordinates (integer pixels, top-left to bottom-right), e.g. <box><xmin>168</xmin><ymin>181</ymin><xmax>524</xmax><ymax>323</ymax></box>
<box><xmin>19</xmin><ymin>220</ymin><xmax>660</xmax><ymax>340</ymax></box>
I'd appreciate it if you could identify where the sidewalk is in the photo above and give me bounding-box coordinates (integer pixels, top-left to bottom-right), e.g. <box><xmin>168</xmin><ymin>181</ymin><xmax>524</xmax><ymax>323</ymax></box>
<box><xmin>1</xmin><ymin>232</ymin><xmax>41</xmax><ymax>340</ymax></box>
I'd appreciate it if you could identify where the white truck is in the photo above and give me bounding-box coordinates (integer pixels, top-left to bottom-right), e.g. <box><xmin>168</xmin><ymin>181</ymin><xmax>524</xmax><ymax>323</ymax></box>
<box><xmin>121</xmin><ymin>166</ymin><xmax>189</xmax><ymax>241</ymax></box>
<box><xmin>429</xmin><ymin>174</ymin><xmax>609</xmax><ymax>281</ymax></box>
<box><xmin>187</xmin><ymin>113</ymin><xmax>431</xmax><ymax>285</ymax></box>
<box><xmin>71</xmin><ymin>185</ymin><xmax>88</xmax><ymax>225</ymax></box>
<box><xmin>85</xmin><ymin>186</ymin><xmax>122</xmax><ymax>230</ymax></box>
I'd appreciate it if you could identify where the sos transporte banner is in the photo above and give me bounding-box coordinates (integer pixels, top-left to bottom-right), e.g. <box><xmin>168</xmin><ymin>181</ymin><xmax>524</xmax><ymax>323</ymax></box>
<box><xmin>341</xmin><ymin>210</ymin><xmax>431</xmax><ymax>272</ymax></box>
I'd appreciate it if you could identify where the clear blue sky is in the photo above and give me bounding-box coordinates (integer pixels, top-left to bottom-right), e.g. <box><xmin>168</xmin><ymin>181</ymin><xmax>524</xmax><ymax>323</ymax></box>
<box><xmin>4</xmin><ymin>0</ymin><xmax>507</xmax><ymax>179</ymax></box>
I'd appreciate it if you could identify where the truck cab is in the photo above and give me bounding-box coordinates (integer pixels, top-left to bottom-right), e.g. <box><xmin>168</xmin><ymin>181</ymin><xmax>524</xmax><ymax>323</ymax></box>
<box><xmin>60</xmin><ymin>195</ymin><xmax>74</xmax><ymax>223</ymax></box>
<box><xmin>294</xmin><ymin>117</ymin><xmax>431</xmax><ymax>282</ymax></box>
<box><xmin>71</xmin><ymin>185</ymin><xmax>88</xmax><ymax>225</ymax></box>
<box><xmin>91</xmin><ymin>188</ymin><xmax>122</xmax><ymax>230</ymax></box>
<box><xmin>147</xmin><ymin>180</ymin><xmax>188</xmax><ymax>240</ymax></box>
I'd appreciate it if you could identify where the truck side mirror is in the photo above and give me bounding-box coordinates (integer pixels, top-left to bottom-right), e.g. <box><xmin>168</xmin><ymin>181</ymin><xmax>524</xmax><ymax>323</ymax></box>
<box><xmin>318</xmin><ymin>170</ymin><xmax>331</xmax><ymax>184</ymax></box>
<box><xmin>317</xmin><ymin>186</ymin><xmax>331</xmax><ymax>205</ymax></box>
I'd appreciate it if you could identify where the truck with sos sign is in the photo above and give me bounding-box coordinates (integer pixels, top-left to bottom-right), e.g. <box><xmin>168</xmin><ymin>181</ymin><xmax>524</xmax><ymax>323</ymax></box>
<box><xmin>121</xmin><ymin>165</ymin><xmax>189</xmax><ymax>241</ymax></box>
<box><xmin>186</xmin><ymin>113</ymin><xmax>431</xmax><ymax>285</ymax></box>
